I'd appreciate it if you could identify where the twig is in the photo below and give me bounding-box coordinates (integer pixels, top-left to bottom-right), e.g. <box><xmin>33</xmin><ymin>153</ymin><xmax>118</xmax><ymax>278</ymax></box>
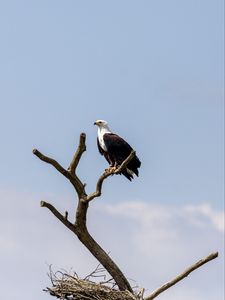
<box><xmin>87</xmin><ymin>150</ymin><xmax>136</xmax><ymax>201</ymax></box>
<box><xmin>84</xmin><ymin>264</ymin><xmax>107</xmax><ymax>281</ymax></box>
<box><xmin>64</xmin><ymin>211</ymin><xmax>68</xmax><ymax>220</ymax></box>
<box><xmin>144</xmin><ymin>252</ymin><xmax>219</xmax><ymax>300</ymax></box>
<box><xmin>138</xmin><ymin>288</ymin><xmax>145</xmax><ymax>300</ymax></box>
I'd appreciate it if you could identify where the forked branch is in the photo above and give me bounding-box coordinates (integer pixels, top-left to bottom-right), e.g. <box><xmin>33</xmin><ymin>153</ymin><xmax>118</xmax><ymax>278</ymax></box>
<box><xmin>33</xmin><ymin>133</ymin><xmax>133</xmax><ymax>293</ymax></box>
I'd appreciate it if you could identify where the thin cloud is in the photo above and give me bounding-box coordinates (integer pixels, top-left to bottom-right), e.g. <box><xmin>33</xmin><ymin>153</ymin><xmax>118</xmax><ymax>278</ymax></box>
<box><xmin>184</xmin><ymin>203</ymin><xmax>224</xmax><ymax>233</ymax></box>
<box><xmin>102</xmin><ymin>201</ymin><xmax>224</xmax><ymax>233</ymax></box>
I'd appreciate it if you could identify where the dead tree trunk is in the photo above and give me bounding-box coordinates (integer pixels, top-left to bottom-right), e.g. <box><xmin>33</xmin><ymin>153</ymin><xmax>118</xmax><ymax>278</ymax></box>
<box><xmin>33</xmin><ymin>133</ymin><xmax>218</xmax><ymax>300</ymax></box>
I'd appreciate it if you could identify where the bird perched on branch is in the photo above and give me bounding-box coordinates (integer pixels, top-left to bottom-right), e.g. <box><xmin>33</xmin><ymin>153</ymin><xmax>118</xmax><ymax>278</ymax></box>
<box><xmin>94</xmin><ymin>120</ymin><xmax>141</xmax><ymax>181</ymax></box>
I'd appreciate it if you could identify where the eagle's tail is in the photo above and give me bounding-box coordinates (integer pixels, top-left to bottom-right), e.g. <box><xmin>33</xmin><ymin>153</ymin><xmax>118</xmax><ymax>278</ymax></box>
<box><xmin>121</xmin><ymin>169</ymin><xmax>134</xmax><ymax>181</ymax></box>
<box><xmin>119</xmin><ymin>154</ymin><xmax>141</xmax><ymax>181</ymax></box>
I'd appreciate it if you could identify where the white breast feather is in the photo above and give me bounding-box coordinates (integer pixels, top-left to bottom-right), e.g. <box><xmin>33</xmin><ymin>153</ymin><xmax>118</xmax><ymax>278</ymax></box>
<box><xmin>98</xmin><ymin>127</ymin><xmax>110</xmax><ymax>151</ymax></box>
<box><xmin>99</xmin><ymin>134</ymin><xmax>107</xmax><ymax>151</ymax></box>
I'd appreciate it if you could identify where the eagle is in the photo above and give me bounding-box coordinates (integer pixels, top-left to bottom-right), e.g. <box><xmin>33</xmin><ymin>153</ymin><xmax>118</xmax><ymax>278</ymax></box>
<box><xmin>94</xmin><ymin>120</ymin><xmax>141</xmax><ymax>181</ymax></box>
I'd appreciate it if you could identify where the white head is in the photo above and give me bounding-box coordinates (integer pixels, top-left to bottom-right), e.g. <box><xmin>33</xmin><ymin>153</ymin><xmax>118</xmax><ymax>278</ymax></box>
<box><xmin>94</xmin><ymin>119</ymin><xmax>111</xmax><ymax>133</ymax></box>
<box><xmin>94</xmin><ymin>119</ymin><xmax>108</xmax><ymax>128</ymax></box>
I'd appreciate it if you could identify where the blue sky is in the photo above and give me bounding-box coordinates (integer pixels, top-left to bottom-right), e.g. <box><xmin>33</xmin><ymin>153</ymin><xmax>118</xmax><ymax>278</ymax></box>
<box><xmin>0</xmin><ymin>1</ymin><xmax>224</xmax><ymax>300</ymax></box>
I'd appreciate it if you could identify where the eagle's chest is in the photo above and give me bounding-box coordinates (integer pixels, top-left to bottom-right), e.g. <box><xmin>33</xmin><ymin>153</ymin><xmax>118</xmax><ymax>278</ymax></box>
<box><xmin>98</xmin><ymin>133</ymin><xmax>107</xmax><ymax>151</ymax></box>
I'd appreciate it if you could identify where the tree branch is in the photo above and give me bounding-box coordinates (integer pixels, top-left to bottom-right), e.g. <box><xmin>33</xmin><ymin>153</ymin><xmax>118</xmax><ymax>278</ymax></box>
<box><xmin>87</xmin><ymin>150</ymin><xmax>136</xmax><ymax>201</ymax></box>
<box><xmin>33</xmin><ymin>149</ymin><xmax>69</xmax><ymax>177</ymax></box>
<box><xmin>33</xmin><ymin>148</ymin><xmax>85</xmax><ymax>197</ymax></box>
<box><xmin>40</xmin><ymin>201</ymin><xmax>75</xmax><ymax>233</ymax></box>
<box><xmin>86</xmin><ymin>170</ymin><xmax>112</xmax><ymax>201</ymax></box>
<box><xmin>68</xmin><ymin>133</ymin><xmax>86</xmax><ymax>175</ymax></box>
<box><xmin>144</xmin><ymin>252</ymin><xmax>219</xmax><ymax>300</ymax></box>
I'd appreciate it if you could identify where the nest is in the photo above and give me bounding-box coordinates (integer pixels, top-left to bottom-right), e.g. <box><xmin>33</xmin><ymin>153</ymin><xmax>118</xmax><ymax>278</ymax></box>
<box><xmin>44</xmin><ymin>267</ymin><xmax>140</xmax><ymax>300</ymax></box>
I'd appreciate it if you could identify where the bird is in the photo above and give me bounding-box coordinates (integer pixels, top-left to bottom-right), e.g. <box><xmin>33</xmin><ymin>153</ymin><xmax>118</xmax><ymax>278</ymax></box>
<box><xmin>94</xmin><ymin>120</ymin><xmax>141</xmax><ymax>181</ymax></box>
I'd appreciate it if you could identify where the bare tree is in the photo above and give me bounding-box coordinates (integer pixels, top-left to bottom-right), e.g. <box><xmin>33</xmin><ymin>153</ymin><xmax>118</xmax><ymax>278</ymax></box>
<box><xmin>33</xmin><ymin>133</ymin><xmax>218</xmax><ymax>300</ymax></box>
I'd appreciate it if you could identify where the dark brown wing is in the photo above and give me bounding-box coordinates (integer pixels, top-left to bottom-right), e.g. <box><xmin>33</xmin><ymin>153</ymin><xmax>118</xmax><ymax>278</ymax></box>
<box><xmin>103</xmin><ymin>133</ymin><xmax>141</xmax><ymax>180</ymax></box>
<box><xmin>103</xmin><ymin>133</ymin><xmax>132</xmax><ymax>162</ymax></box>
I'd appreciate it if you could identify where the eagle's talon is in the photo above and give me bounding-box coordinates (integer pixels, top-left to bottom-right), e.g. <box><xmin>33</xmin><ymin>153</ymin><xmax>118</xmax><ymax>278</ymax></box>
<box><xmin>110</xmin><ymin>166</ymin><xmax>117</xmax><ymax>172</ymax></box>
<box><xmin>107</xmin><ymin>166</ymin><xmax>116</xmax><ymax>172</ymax></box>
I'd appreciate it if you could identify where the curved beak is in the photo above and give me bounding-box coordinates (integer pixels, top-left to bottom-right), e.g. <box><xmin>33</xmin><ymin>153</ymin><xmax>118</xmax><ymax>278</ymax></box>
<box><xmin>94</xmin><ymin>121</ymin><xmax>97</xmax><ymax>125</ymax></box>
